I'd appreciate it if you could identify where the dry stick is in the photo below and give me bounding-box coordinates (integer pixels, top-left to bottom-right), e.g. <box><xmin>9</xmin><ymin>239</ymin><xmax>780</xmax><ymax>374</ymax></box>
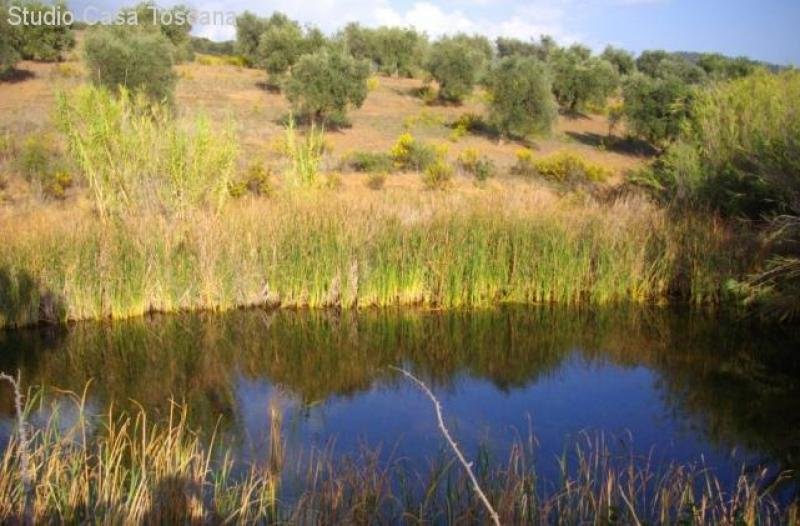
<box><xmin>0</xmin><ymin>371</ymin><xmax>33</xmax><ymax>526</ymax></box>
<box><xmin>390</xmin><ymin>366</ymin><xmax>501</xmax><ymax>526</ymax></box>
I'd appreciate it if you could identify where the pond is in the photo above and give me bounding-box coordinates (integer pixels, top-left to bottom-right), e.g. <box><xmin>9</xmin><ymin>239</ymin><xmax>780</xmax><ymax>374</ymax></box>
<box><xmin>1</xmin><ymin>307</ymin><xmax>798</xmax><ymax>503</ymax></box>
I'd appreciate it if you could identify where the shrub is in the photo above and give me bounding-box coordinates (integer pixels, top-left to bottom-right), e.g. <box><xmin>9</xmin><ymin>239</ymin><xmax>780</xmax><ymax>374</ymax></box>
<box><xmin>234</xmin><ymin>11</ymin><xmax>269</xmax><ymax>65</ymax></box>
<box><xmin>532</xmin><ymin>151</ymin><xmax>611</xmax><ymax>183</ymax></box>
<box><xmin>641</xmin><ymin>71</ymin><xmax>800</xmax><ymax>217</ymax></box>
<box><xmin>390</xmin><ymin>133</ymin><xmax>436</xmax><ymax>171</ymax></box>
<box><xmin>622</xmin><ymin>73</ymin><xmax>692</xmax><ymax>147</ymax></box>
<box><xmin>486</xmin><ymin>56</ymin><xmax>557</xmax><ymax>138</ymax></box>
<box><xmin>511</xmin><ymin>148</ymin><xmax>536</xmax><ymax>177</ymax></box>
<box><xmin>422</xmin><ymin>159</ymin><xmax>453</xmax><ymax>189</ymax></box>
<box><xmin>282</xmin><ymin>118</ymin><xmax>325</xmax><ymax>188</ymax></box>
<box><xmin>15</xmin><ymin>135</ymin><xmax>73</xmax><ymax>199</ymax></box>
<box><xmin>229</xmin><ymin>162</ymin><xmax>275</xmax><ymax>198</ymax></box>
<box><xmin>426</xmin><ymin>36</ymin><xmax>482</xmax><ymax>103</ymax></box>
<box><xmin>14</xmin><ymin>0</ymin><xmax>75</xmax><ymax>61</ymax></box>
<box><xmin>0</xmin><ymin>1</ymin><xmax>21</xmax><ymax>75</ymax></box>
<box><xmin>285</xmin><ymin>51</ymin><xmax>370</xmax><ymax>124</ymax></box>
<box><xmin>550</xmin><ymin>46</ymin><xmax>619</xmax><ymax>112</ymax></box>
<box><xmin>346</xmin><ymin>151</ymin><xmax>393</xmax><ymax>173</ymax></box>
<box><xmin>56</xmin><ymin>85</ymin><xmax>237</xmax><ymax>217</ymax></box>
<box><xmin>83</xmin><ymin>26</ymin><xmax>176</xmax><ymax>103</ymax></box>
<box><xmin>457</xmin><ymin>149</ymin><xmax>495</xmax><ymax>182</ymax></box>
<box><xmin>366</xmin><ymin>172</ymin><xmax>387</xmax><ymax>190</ymax></box>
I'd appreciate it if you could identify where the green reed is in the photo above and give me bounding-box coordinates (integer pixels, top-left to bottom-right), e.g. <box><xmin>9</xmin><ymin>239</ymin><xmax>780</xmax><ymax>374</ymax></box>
<box><xmin>0</xmin><ymin>189</ymin><xmax>758</xmax><ymax>329</ymax></box>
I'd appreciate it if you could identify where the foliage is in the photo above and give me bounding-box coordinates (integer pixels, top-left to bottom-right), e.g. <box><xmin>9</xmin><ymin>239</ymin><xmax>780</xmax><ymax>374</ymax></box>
<box><xmin>495</xmin><ymin>35</ymin><xmax>556</xmax><ymax>61</ymax></box>
<box><xmin>457</xmin><ymin>148</ymin><xmax>495</xmax><ymax>182</ymax></box>
<box><xmin>530</xmin><ymin>150</ymin><xmax>611</xmax><ymax>183</ymax></box>
<box><xmin>14</xmin><ymin>134</ymin><xmax>73</xmax><ymax>199</ymax></box>
<box><xmin>0</xmin><ymin>0</ymin><xmax>21</xmax><ymax>76</ymax></box>
<box><xmin>285</xmin><ymin>51</ymin><xmax>370</xmax><ymax>123</ymax></box>
<box><xmin>390</xmin><ymin>132</ymin><xmax>437</xmax><ymax>171</ymax></box>
<box><xmin>230</xmin><ymin>162</ymin><xmax>273</xmax><ymax>198</ymax></box>
<box><xmin>636</xmin><ymin>50</ymin><xmax>706</xmax><ymax>84</ymax></box>
<box><xmin>83</xmin><ymin>25</ymin><xmax>177</xmax><ymax>103</ymax></box>
<box><xmin>621</xmin><ymin>73</ymin><xmax>692</xmax><ymax>146</ymax></box>
<box><xmin>234</xmin><ymin>11</ymin><xmax>269</xmax><ymax>65</ymax></box>
<box><xmin>426</xmin><ymin>36</ymin><xmax>483</xmax><ymax>103</ymax></box>
<box><xmin>282</xmin><ymin>118</ymin><xmax>325</xmax><ymax>188</ymax></box>
<box><xmin>346</xmin><ymin>151</ymin><xmax>393</xmax><ymax>173</ymax></box>
<box><xmin>486</xmin><ymin>55</ymin><xmax>557</xmax><ymax>138</ymax></box>
<box><xmin>191</xmin><ymin>36</ymin><xmax>235</xmax><ymax>56</ymax></box>
<box><xmin>601</xmin><ymin>45</ymin><xmax>636</xmax><ymax>76</ymax></box>
<box><xmin>550</xmin><ymin>45</ymin><xmax>619</xmax><ymax>112</ymax></box>
<box><xmin>55</xmin><ymin>85</ymin><xmax>237</xmax><ymax>218</ymax></box>
<box><xmin>120</xmin><ymin>2</ymin><xmax>194</xmax><ymax>63</ymax></box>
<box><xmin>257</xmin><ymin>17</ymin><xmax>305</xmax><ymax>81</ymax></box>
<box><xmin>340</xmin><ymin>24</ymin><xmax>427</xmax><ymax>77</ymax></box>
<box><xmin>12</xmin><ymin>0</ymin><xmax>75</xmax><ymax>61</ymax></box>
<box><xmin>639</xmin><ymin>71</ymin><xmax>800</xmax><ymax>217</ymax></box>
<box><xmin>422</xmin><ymin>158</ymin><xmax>453</xmax><ymax>189</ymax></box>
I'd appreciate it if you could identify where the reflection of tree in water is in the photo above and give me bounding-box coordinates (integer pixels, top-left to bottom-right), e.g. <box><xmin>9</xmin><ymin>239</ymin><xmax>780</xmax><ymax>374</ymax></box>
<box><xmin>0</xmin><ymin>306</ymin><xmax>798</xmax><ymax>472</ymax></box>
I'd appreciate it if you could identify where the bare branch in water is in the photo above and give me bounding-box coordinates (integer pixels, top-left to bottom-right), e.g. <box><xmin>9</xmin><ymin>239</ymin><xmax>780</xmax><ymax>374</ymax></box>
<box><xmin>390</xmin><ymin>365</ymin><xmax>501</xmax><ymax>526</ymax></box>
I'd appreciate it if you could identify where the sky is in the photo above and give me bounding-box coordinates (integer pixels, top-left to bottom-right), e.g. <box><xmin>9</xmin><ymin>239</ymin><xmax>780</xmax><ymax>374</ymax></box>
<box><xmin>68</xmin><ymin>0</ymin><xmax>800</xmax><ymax>65</ymax></box>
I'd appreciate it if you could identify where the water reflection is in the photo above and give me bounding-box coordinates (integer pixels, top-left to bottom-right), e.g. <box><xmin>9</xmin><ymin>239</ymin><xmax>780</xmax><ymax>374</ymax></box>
<box><xmin>0</xmin><ymin>307</ymin><xmax>798</xmax><ymax>479</ymax></box>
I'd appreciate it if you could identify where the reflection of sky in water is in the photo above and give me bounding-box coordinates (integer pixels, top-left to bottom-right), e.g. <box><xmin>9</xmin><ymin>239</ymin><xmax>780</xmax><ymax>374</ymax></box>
<box><xmin>0</xmin><ymin>308</ymin><xmax>796</xmax><ymax>498</ymax></box>
<box><xmin>228</xmin><ymin>352</ymin><xmax>760</xmax><ymax>487</ymax></box>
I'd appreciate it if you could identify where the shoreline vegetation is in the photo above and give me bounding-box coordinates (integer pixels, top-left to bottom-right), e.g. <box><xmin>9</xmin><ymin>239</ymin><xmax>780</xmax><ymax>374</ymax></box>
<box><xmin>0</xmin><ymin>380</ymin><xmax>795</xmax><ymax>524</ymax></box>
<box><xmin>0</xmin><ymin>182</ymin><xmax>759</xmax><ymax>330</ymax></box>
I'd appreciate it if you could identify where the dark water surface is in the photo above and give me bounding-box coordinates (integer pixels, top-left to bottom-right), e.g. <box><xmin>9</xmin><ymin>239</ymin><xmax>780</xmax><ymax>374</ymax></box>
<box><xmin>1</xmin><ymin>307</ymin><xmax>799</xmax><ymax>492</ymax></box>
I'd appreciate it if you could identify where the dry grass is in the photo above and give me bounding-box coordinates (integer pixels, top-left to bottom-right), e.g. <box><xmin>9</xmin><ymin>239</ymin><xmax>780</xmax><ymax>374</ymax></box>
<box><xmin>0</xmin><ymin>383</ymin><xmax>794</xmax><ymax>524</ymax></box>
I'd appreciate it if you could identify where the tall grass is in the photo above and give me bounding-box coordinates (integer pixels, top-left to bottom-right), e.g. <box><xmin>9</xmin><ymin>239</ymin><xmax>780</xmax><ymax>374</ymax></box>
<box><xmin>0</xmin><ymin>189</ymin><xmax>757</xmax><ymax>328</ymax></box>
<box><xmin>0</xmin><ymin>387</ymin><xmax>793</xmax><ymax>524</ymax></box>
<box><xmin>55</xmin><ymin>85</ymin><xmax>237</xmax><ymax>219</ymax></box>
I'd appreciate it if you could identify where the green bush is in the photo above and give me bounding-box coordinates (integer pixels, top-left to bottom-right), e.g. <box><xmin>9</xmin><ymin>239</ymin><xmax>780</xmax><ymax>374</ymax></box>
<box><xmin>457</xmin><ymin>148</ymin><xmax>495</xmax><ymax>182</ymax></box>
<box><xmin>285</xmin><ymin>51</ymin><xmax>370</xmax><ymax>124</ymax></box>
<box><xmin>346</xmin><ymin>151</ymin><xmax>393</xmax><ymax>173</ymax></box>
<box><xmin>390</xmin><ymin>133</ymin><xmax>437</xmax><ymax>171</ymax></box>
<box><xmin>56</xmin><ymin>85</ymin><xmax>237</xmax><ymax>217</ymax></box>
<box><xmin>426</xmin><ymin>36</ymin><xmax>483</xmax><ymax>103</ymax></box>
<box><xmin>550</xmin><ymin>46</ymin><xmax>619</xmax><ymax>112</ymax></box>
<box><xmin>15</xmin><ymin>135</ymin><xmax>73</xmax><ymax>199</ymax></box>
<box><xmin>422</xmin><ymin>159</ymin><xmax>453</xmax><ymax>189</ymax></box>
<box><xmin>84</xmin><ymin>26</ymin><xmax>176</xmax><ymax>102</ymax></box>
<box><xmin>622</xmin><ymin>73</ymin><xmax>692</xmax><ymax>146</ymax></box>
<box><xmin>234</xmin><ymin>11</ymin><xmax>269</xmax><ymax>66</ymax></box>
<box><xmin>14</xmin><ymin>0</ymin><xmax>75</xmax><ymax>61</ymax></box>
<box><xmin>0</xmin><ymin>1</ymin><xmax>21</xmax><ymax>76</ymax></box>
<box><xmin>486</xmin><ymin>56</ymin><xmax>557</xmax><ymax>138</ymax></box>
<box><xmin>640</xmin><ymin>71</ymin><xmax>800</xmax><ymax>217</ymax></box>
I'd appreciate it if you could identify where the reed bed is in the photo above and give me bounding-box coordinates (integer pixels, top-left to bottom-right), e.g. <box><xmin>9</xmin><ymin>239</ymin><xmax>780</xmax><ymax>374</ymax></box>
<box><xmin>0</xmin><ymin>388</ymin><xmax>794</xmax><ymax>524</ymax></box>
<box><xmin>0</xmin><ymin>187</ymin><xmax>756</xmax><ymax>329</ymax></box>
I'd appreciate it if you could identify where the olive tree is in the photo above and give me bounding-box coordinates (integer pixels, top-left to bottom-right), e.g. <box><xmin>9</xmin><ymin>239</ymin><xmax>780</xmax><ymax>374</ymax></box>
<box><xmin>235</xmin><ymin>11</ymin><xmax>269</xmax><ymax>65</ymax></box>
<box><xmin>550</xmin><ymin>46</ymin><xmax>619</xmax><ymax>112</ymax></box>
<box><xmin>84</xmin><ymin>26</ymin><xmax>176</xmax><ymax>102</ymax></box>
<box><xmin>601</xmin><ymin>45</ymin><xmax>636</xmax><ymax>76</ymax></box>
<box><xmin>486</xmin><ymin>56</ymin><xmax>557</xmax><ymax>138</ymax></box>
<box><xmin>285</xmin><ymin>51</ymin><xmax>370</xmax><ymax>123</ymax></box>
<box><xmin>0</xmin><ymin>0</ymin><xmax>21</xmax><ymax>76</ymax></box>
<box><xmin>426</xmin><ymin>36</ymin><xmax>482</xmax><ymax>103</ymax></box>
<box><xmin>622</xmin><ymin>73</ymin><xmax>692</xmax><ymax>146</ymax></box>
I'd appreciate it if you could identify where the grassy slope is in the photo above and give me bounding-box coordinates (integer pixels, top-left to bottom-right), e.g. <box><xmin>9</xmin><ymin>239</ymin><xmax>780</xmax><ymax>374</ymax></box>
<box><xmin>0</xmin><ymin>54</ymin><xmax>757</xmax><ymax>328</ymax></box>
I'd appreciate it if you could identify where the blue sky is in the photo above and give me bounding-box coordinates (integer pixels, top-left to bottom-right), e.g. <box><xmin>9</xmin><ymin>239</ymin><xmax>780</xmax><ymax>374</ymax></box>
<box><xmin>69</xmin><ymin>0</ymin><xmax>800</xmax><ymax>65</ymax></box>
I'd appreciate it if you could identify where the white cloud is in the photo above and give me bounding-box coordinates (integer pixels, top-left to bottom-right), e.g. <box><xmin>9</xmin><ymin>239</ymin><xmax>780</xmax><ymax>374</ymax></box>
<box><xmin>184</xmin><ymin>0</ymin><xmax>662</xmax><ymax>42</ymax></box>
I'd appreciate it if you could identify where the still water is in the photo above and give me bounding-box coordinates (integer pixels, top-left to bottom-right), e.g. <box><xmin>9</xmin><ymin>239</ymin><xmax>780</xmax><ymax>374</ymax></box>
<box><xmin>1</xmin><ymin>307</ymin><xmax>798</xmax><ymax>492</ymax></box>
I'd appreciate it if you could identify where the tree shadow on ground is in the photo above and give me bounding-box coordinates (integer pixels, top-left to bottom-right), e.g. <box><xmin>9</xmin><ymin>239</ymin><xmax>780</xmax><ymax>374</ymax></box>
<box><xmin>0</xmin><ymin>68</ymin><xmax>35</xmax><ymax>84</ymax></box>
<box><xmin>255</xmin><ymin>80</ymin><xmax>281</xmax><ymax>94</ymax></box>
<box><xmin>565</xmin><ymin>131</ymin><xmax>658</xmax><ymax>157</ymax></box>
